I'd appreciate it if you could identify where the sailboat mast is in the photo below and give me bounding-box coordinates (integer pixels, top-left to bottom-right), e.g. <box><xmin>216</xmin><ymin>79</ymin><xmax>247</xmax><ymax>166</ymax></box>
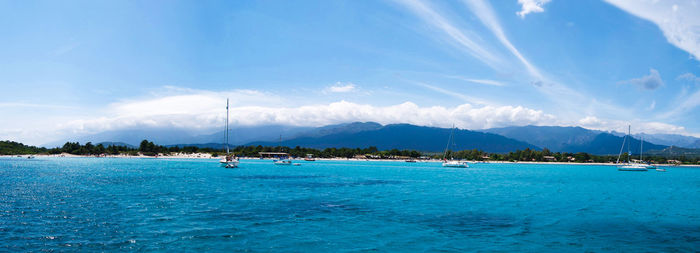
<box><xmin>443</xmin><ymin>124</ymin><xmax>454</xmax><ymax>161</ymax></box>
<box><xmin>627</xmin><ymin>125</ymin><xmax>631</xmax><ymax>163</ymax></box>
<box><xmin>640</xmin><ymin>134</ymin><xmax>643</xmax><ymax>161</ymax></box>
<box><xmin>616</xmin><ymin>132</ymin><xmax>626</xmax><ymax>164</ymax></box>
<box><xmin>226</xmin><ymin>98</ymin><xmax>230</xmax><ymax>155</ymax></box>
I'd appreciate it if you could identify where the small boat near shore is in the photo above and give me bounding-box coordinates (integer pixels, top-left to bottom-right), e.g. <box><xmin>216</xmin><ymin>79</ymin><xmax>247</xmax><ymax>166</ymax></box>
<box><xmin>304</xmin><ymin>154</ymin><xmax>316</xmax><ymax>161</ymax></box>
<box><xmin>274</xmin><ymin>159</ymin><xmax>292</xmax><ymax>165</ymax></box>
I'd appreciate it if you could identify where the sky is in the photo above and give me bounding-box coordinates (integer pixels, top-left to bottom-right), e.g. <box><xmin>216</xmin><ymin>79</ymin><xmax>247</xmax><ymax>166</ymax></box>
<box><xmin>2</xmin><ymin>0</ymin><xmax>700</xmax><ymax>146</ymax></box>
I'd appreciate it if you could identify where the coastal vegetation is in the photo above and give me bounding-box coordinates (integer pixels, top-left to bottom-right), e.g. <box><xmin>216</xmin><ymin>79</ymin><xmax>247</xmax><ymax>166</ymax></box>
<box><xmin>0</xmin><ymin>141</ymin><xmax>48</xmax><ymax>155</ymax></box>
<box><xmin>2</xmin><ymin>140</ymin><xmax>699</xmax><ymax>164</ymax></box>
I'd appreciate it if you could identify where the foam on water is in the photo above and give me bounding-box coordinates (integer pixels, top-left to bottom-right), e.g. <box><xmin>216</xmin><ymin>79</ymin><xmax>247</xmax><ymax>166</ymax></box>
<box><xmin>1</xmin><ymin>157</ymin><xmax>698</xmax><ymax>251</ymax></box>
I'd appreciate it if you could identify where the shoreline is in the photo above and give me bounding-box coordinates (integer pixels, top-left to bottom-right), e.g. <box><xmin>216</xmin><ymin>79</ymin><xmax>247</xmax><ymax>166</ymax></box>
<box><xmin>3</xmin><ymin>154</ymin><xmax>698</xmax><ymax>167</ymax></box>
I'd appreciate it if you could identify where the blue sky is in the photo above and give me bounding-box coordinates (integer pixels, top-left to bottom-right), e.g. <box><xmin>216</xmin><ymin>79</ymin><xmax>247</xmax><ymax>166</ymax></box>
<box><xmin>2</xmin><ymin>0</ymin><xmax>700</xmax><ymax>145</ymax></box>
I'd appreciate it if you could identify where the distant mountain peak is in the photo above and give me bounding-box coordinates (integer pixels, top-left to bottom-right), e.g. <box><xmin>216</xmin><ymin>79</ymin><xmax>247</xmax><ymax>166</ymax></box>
<box><xmin>481</xmin><ymin>125</ymin><xmax>667</xmax><ymax>154</ymax></box>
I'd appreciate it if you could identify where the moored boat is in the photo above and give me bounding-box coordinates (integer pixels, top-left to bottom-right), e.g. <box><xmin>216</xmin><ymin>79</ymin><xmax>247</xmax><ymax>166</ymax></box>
<box><xmin>617</xmin><ymin>164</ymin><xmax>648</xmax><ymax>171</ymax></box>
<box><xmin>442</xmin><ymin>160</ymin><xmax>469</xmax><ymax>168</ymax></box>
<box><xmin>304</xmin><ymin>154</ymin><xmax>316</xmax><ymax>161</ymax></box>
<box><xmin>616</xmin><ymin>125</ymin><xmax>648</xmax><ymax>171</ymax></box>
<box><xmin>441</xmin><ymin>124</ymin><xmax>469</xmax><ymax>168</ymax></box>
<box><xmin>274</xmin><ymin>159</ymin><xmax>292</xmax><ymax>165</ymax></box>
<box><xmin>219</xmin><ymin>98</ymin><xmax>239</xmax><ymax>168</ymax></box>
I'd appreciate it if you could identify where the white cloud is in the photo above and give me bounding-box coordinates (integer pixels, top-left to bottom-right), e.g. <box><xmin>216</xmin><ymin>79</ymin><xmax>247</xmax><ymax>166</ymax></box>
<box><xmin>98</xmin><ymin>90</ymin><xmax>555</xmax><ymax>130</ymax></box>
<box><xmin>516</xmin><ymin>0</ymin><xmax>551</xmax><ymax>18</ymax></box>
<box><xmin>4</xmin><ymin>86</ymin><xmax>699</xmax><ymax>145</ymax></box>
<box><xmin>59</xmin><ymin>88</ymin><xmax>691</xmax><ymax>137</ymax></box>
<box><xmin>324</xmin><ymin>82</ymin><xmax>357</xmax><ymax>93</ymax></box>
<box><xmin>605</xmin><ymin>0</ymin><xmax>700</xmax><ymax>61</ymax></box>
<box><xmin>618</xmin><ymin>68</ymin><xmax>665</xmax><ymax>90</ymax></box>
<box><xmin>3</xmin><ymin>86</ymin><xmax>559</xmax><ymax>145</ymax></box>
<box><xmin>577</xmin><ymin>116</ymin><xmax>690</xmax><ymax>136</ymax></box>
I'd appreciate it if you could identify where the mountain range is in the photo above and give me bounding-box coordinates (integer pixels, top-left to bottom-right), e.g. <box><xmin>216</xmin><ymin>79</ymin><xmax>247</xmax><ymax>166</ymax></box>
<box><xmin>481</xmin><ymin>125</ymin><xmax>666</xmax><ymax>154</ymax></box>
<box><xmin>44</xmin><ymin>125</ymin><xmax>313</xmax><ymax>148</ymax></box>
<box><xmin>249</xmin><ymin>124</ymin><xmax>538</xmax><ymax>153</ymax></box>
<box><xmin>44</xmin><ymin>121</ymin><xmax>700</xmax><ymax>155</ymax></box>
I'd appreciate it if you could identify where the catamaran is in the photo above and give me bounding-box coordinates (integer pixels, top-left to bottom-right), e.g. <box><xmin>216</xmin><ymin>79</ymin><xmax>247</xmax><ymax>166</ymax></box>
<box><xmin>442</xmin><ymin>125</ymin><xmax>469</xmax><ymax>168</ymax></box>
<box><xmin>617</xmin><ymin>125</ymin><xmax>647</xmax><ymax>171</ymax></box>
<box><xmin>220</xmin><ymin>99</ymin><xmax>239</xmax><ymax>168</ymax></box>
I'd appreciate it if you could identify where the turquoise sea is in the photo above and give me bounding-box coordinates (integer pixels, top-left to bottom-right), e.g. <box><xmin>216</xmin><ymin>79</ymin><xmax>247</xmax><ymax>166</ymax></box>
<box><xmin>1</xmin><ymin>157</ymin><xmax>698</xmax><ymax>252</ymax></box>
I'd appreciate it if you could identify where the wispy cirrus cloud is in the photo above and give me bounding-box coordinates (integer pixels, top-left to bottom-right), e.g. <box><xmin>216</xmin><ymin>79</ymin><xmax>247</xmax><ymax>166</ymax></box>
<box><xmin>462</xmin><ymin>0</ymin><xmax>543</xmax><ymax>79</ymax></box>
<box><xmin>395</xmin><ymin>0</ymin><xmax>626</xmax><ymax>122</ymax></box>
<box><xmin>0</xmin><ymin>102</ymin><xmax>78</xmax><ymax>110</ymax></box>
<box><xmin>661</xmin><ymin>89</ymin><xmax>700</xmax><ymax>121</ymax></box>
<box><xmin>412</xmin><ymin>81</ymin><xmax>489</xmax><ymax>105</ymax></box>
<box><xmin>677</xmin><ymin>72</ymin><xmax>700</xmax><ymax>85</ymax></box>
<box><xmin>447</xmin><ymin>76</ymin><xmax>505</xmax><ymax>86</ymax></box>
<box><xmin>618</xmin><ymin>68</ymin><xmax>665</xmax><ymax>90</ymax></box>
<box><xmin>394</xmin><ymin>0</ymin><xmax>502</xmax><ymax>68</ymax></box>
<box><xmin>516</xmin><ymin>0</ymin><xmax>551</xmax><ymax>18</ymax></box>
<box><xmin>459</xmin><ymin>0</ymin><xmax>615</xmax><ymax>118</ymax></box>
<box><xmin>324</xmin><ymin>82</ymin><xmax>357</xmax><ymax>93</ymax></box>
<box><xmin>605</xmin><ymin>0</ymin><xmax>700</xmax><ymax>62</ymax></box>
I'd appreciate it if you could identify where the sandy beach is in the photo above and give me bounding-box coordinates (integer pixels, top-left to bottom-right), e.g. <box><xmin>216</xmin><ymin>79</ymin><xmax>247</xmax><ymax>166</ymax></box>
<box><xmin>5</xmin><ymin>154</ymin><xmax>697</xmax><ymax>167</ymax></box>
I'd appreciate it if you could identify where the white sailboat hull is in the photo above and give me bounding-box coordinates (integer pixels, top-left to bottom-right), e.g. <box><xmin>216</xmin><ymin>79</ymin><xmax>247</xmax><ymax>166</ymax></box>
<box><xmin>442</xmin><ymin>161</ymin><xmax>469</xmax><ymax>168</ymax></box>
<box><xmin>220</xmin><ymin>159</ymin><xmax>239</xmax><ymax>168</ymax></box>
<box><xmin>274</xmin><ymin>160</ymin><xmax>292</xmax><ymax>165</ymax></box>
<box><xmin>617</xmin><ymin>164</ymin><xmax>648</xmax><ymax>171</ymax></box>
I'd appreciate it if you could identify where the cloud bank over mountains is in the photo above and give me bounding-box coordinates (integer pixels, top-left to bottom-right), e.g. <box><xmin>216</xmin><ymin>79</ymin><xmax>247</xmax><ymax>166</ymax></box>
<box><xmin>57</xmin><ymin>87</ymin><xmax>557</xmax><ymax>136</ymax></box>
<box><xmin>1</xmin><ymin>86</ymin><xmax>693</xmax><ymax>146</ymax></box>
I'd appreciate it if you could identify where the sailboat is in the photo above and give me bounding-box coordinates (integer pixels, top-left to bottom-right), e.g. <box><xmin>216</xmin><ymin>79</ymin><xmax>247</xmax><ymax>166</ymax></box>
<box><xmin>220</xmin><ymin>99</ymin><xmax>239</xmax><ymax>168</ymax></box>
<box><xmin>442</xmin><ymin>125</ymin><xmax>469</xmax><ymax>168</ymax></box>
<box><xmin>273</xmin><ymin>135</ymin><xmax>293</xmax><ymax>165</ymax></box>
<box><xmin>617</xmin><ymin>125</ymin><xmax>646</xmax><ymax>171</ymax></box>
